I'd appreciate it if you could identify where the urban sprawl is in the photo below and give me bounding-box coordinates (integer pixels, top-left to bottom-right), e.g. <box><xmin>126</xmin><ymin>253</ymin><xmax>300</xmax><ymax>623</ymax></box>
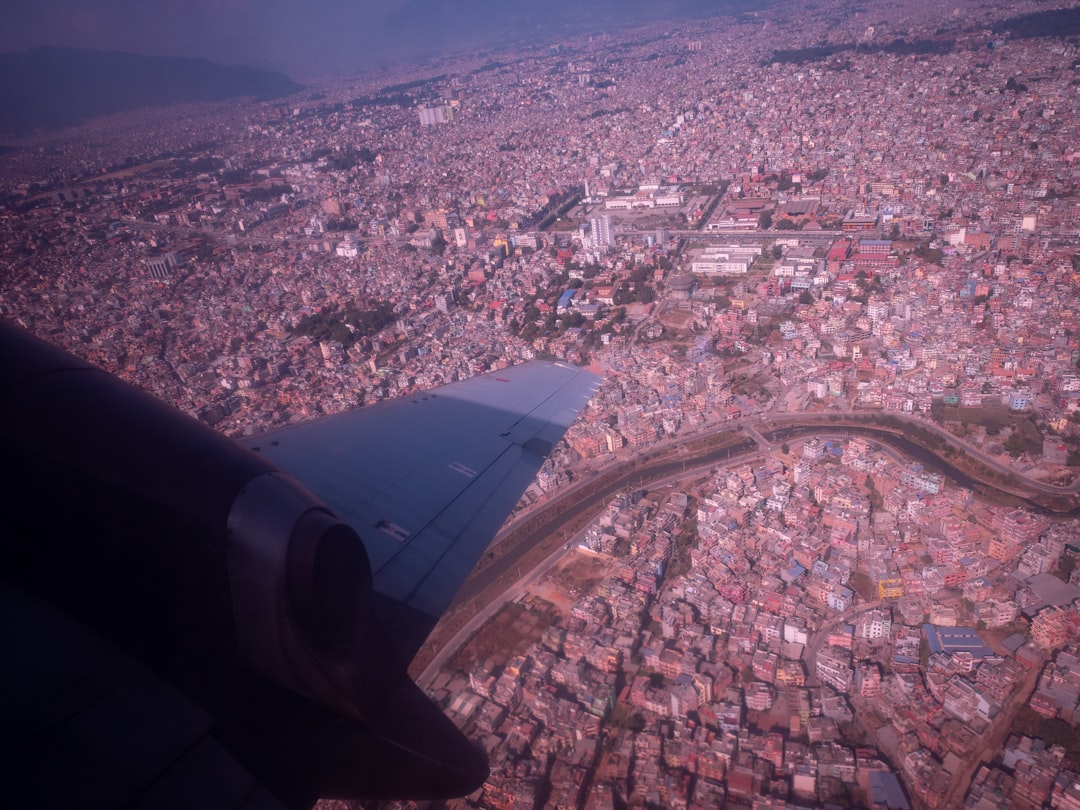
<box><xmin>3</xmin><ymin>1</ymin><xmax>1080</xmax><ymax>808</ymax></box>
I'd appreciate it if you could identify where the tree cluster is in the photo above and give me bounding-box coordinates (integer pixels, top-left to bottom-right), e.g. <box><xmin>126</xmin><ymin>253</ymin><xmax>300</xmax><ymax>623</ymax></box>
<box><xmin>291</xmin><ymin>301</ymin><xmax>396</xmax><ymax>349</ymax></box>
<box><xmin>241</xmin><ymin>184</ymin><xmax>292</xmax><ymax>203</ymax></box>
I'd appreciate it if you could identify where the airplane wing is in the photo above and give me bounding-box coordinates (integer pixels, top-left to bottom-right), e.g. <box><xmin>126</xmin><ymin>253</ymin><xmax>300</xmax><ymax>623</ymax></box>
<box><xmin>0</xmin><ymin>320</ymin><xmax>600</xmax><ymax>806</ymax></box>
<box><xmin>240</xmin><ymin>361</ymin><xmax>601</xmax><ymax>661</ymax></box>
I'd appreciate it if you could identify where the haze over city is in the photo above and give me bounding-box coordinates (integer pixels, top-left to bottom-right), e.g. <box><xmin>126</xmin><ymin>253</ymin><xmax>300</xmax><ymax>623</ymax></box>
<box><xmin>3</xmin><ymin>1</ymin><xmax>1080</xmax><ymax>809</ymax></box>
<box><xmin>1</xmin><ymin>0</ymin><xmax>762</xmax><ymax>78</ymax></box>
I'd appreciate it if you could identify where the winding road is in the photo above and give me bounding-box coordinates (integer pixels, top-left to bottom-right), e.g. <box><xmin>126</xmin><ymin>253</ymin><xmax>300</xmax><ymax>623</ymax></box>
<box><xmin>414</xmin><ymin>409</ymin><xmax>1077</xmax><ymax>806</ymax></box>
<box><xmin>763</xmin><ymin>411</ymin><xmax>1080</xmax><ymax>497</ymax></box>
<box><xmin>423</xmin><ymin>411</ymin><xmax>1078</xmax><ymax>683</ymax></box>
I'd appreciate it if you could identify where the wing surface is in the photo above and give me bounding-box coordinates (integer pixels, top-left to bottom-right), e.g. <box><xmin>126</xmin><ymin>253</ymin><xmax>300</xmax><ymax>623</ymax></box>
<box><xmin>241</xmin><ymin>361</ymin><xmax>599</xmax><ymax>659</ymax></box>
<box><xmin>1</xmin><ymin>322</ymin><xmax>582</xmax><ymax>804</ymax></box>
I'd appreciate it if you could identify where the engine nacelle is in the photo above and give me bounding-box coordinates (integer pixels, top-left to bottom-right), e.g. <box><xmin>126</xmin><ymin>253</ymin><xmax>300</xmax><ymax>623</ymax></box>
<box><xmin>0</xmin><ymin>321</ymin><xmax>488</xmax><ymax>801</ymax></box>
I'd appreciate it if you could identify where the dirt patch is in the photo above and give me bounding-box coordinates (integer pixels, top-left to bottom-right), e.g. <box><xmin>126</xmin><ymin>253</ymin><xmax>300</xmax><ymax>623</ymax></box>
<box><xmin>659</xmin><ymin>308</ymin><xmax>694</xmax><ymax>331</ymax></box>
<box><xmin>528</xmin><ymin>551</ymin><xmax>610</xmax><ymax>613</ymax></box>
<box><xmin>941</xmin><ymin>404</ymin><xmax>1019</xmax><ymax>433</ymax></box>
<box><xmin>746</xmin><ymin>688</ymin><xmax>792</xmax><ymax>733</ymax></box>
<box><xmin>445</xmin><ymin>554</ymin><xmax>610</xmax><ymax>673</ymax></box>
<box><xmin>446</xmin><ymin>598</ymin><xmax>559</xmax><ymax>674</ymax></box>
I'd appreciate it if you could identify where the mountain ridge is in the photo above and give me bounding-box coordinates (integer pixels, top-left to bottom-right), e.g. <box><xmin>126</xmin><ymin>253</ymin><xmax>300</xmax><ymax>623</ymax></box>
<box><xmin>0</xmin><ymin>46</ymin><xmax>303</xmax><ymax>136</ymax></box>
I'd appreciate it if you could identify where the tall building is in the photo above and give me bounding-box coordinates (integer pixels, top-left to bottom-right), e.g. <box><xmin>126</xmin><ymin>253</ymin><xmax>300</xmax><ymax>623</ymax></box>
<box><xmin>144</xmin><ymin>252</ymin><xmax>179</xmax><ymax>279</ymax></box>
<box><xmin>590</xmin><ymin>215</ymin><xmax>613</xmax><ymax>249</ymax></box>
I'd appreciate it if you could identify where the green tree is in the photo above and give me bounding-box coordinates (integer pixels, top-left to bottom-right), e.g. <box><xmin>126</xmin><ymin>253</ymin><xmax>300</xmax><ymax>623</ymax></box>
<box><xmin>1005</xmin><ymin>433</ymin><xmax>1024</xmax><ymax>458</ymax></box>
<box><xmin>758</xmin><ymin>210</ymin><xmax>773</xmax><ymax>230</ymax></box>
<box><xmin>562</xmin><ymin>311</ymin><xmax>585</xmax><ymax>329</ymax></box>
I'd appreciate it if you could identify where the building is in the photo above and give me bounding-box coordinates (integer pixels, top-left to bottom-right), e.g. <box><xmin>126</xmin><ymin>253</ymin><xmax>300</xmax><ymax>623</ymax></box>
<box><xmin>878</xmin><ymin>579</ymin><xmax>905</xmax><ymax>599</ymax></box>
<box><xmin>816</xmin><ymin>649</ymin><xmax>854</xmax><ymax>693</ymax></box>
<box><xmin>590</xmin><ymin>215</ymin><xmax>614</xmax><ymax>250</ymax></box>
<box><xmin>418</xmin><ymin>104</ymin><xmax>453</xmax><ymax>126</ymax></box>
<box><xmin>900</xmin><ymin>463</ymin><xmax>942</xmax><ymax>494</ymax></box>
<box><xmin>858</xmin><ymin>609</ymin><xmax>893</xmax><ymax>641</ymax></box>
<box><xmin>855</xmin><ymin>662</ymin><xmax>882</xmax><ymax>697</ymax></box>
<box><xmin>690</xmin><ymin>245</ymin><xmax>761</xmax><ymax>276</ymax></box>
<box><xmin>842</xmin><ymin>211</ymin><xmax>877</xmax><ymax>232</ymax></box>
<box><xmin>144</xmin><ymin>252</ymin><xmax>179</xmax><ymax>279</ymax></box>
<box><xmin>994</xmin><ymin>509</ymin><xmax>1050</xmax><ymax>547</ymax></box>
<box><xmin>1031</xmin><ymin>606</ymin><xmax>1079</xmax><ymax>651</ymax></box>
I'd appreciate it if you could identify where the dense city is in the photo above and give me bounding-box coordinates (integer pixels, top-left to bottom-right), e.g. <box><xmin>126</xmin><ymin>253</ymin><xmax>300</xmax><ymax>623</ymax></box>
<box><xmin>4</xmin><ymin>0</ymin><xmax>1080</xmax><ymax>808</ymax></box>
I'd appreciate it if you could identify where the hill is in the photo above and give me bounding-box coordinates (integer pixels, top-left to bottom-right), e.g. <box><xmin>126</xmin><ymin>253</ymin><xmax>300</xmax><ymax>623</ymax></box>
<box><xmin>0</xmin><ymin>46</ymin><xmax>302</xmax><ymax>136</ymax></box>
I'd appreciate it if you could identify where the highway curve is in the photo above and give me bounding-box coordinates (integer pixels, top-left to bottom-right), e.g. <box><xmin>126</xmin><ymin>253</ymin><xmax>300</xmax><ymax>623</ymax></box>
<box><xmin>763</xmin><ymin>423</ymin><xmax>1080</xmax><ymax>517</ymax></box>
<box><xmin>453</xmin><ymin>436</ymin><xmax>759</xmax><ymax>604</ymax></box>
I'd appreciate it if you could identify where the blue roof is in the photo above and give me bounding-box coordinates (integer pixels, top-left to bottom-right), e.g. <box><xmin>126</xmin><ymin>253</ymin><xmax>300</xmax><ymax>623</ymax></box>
<box><xmin>923</xmin><ymin>625</ymin><xmax>995</xmax><ymax>659</ymax></box>
<box><xmin>786</xmin><ymin>562</ymin><xmax>808</xmax><ymax>579</ymax></box>
<box><xmin>869</xmin><ymin>771</ymin><xmax>910</xmax><ymax>809</ymax></box>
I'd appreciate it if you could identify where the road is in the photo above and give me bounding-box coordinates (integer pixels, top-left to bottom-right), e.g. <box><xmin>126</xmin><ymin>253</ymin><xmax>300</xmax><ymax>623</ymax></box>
<box><xmin>417</xmin><ymin>520</ymin><xmax>589</xmax><ymax>688</ymax></box>
<box><xmin>743</xmin><ymin>423</ymin><xmax>773</xmax><ymax>452</ymax></box>
<box><xmin>453</xmin><ymin>436</ymin><xmax>759</xmax><ymax>604</ymax></box>
<box><xmin>614</xmin><ymin>228</ymin><xmax>848</xmax><ymax>247</ymax></box>
<box><xmin>422</xmin><ymin>410</ymin><xmax>1077</xmax><ymax>683</ymax></box>
<box><xmin>408</xmin><ymin>434</ymin><xmax>759</xmax><ymax>679</ymax></box>
<box><xmin>804</xmin><ymin>601</ymin><xmax>884</xmax><ymax>688</ymax></box>
<box><xmin>763</xmin><ymin>411</ymin><xmax>1080</xmax><ymax>496</ymax></box>
<box><xmin>409</xmin><ymin>408</ymin><xmax>1071</xmax><ymax>809</ymax></box>
<box><xmin>418</xmin><ymin>437</ymin><xmax>765</xmax><ymax>686</ymax></box>
<box><xmin>120</xmin><ymin>217</ymin><xmax>394</xmax><ymax>249</ymax></box>
<box><xmin>938</xmin><ymin>661</ymin><xmax>1042</xmax><ymax>810</ymax></box>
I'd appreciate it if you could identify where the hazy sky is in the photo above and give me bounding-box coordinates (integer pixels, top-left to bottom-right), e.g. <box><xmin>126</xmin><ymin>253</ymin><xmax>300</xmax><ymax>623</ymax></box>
<box><xmin>0</xmin><ymin>1</ymin><xmax>762</xmax><ymax>79</ymax></box>
<box><xmin>0</xmin><ymin>1</ymin><xmax>415</xmax><ymax>78</ymax></box>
